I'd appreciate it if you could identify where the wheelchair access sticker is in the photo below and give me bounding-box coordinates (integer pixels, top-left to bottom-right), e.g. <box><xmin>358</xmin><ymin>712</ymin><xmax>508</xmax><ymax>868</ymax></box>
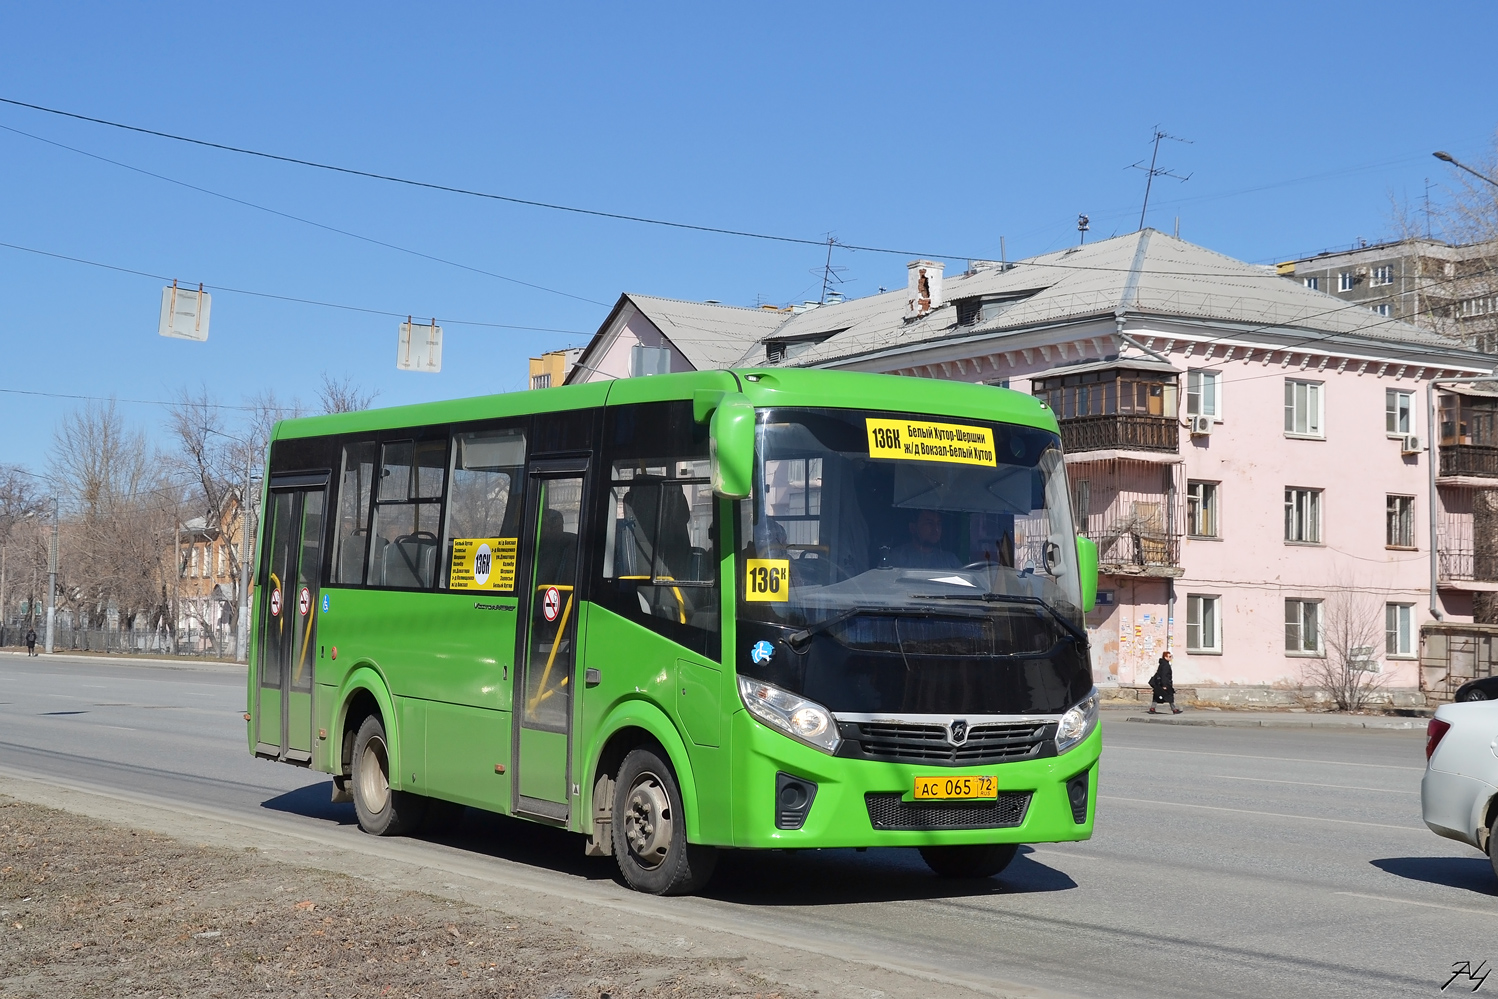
<box><xmin>750</xmin><ymin>640</ymin><xmax>775</xmax><ymax>665</ymax></box>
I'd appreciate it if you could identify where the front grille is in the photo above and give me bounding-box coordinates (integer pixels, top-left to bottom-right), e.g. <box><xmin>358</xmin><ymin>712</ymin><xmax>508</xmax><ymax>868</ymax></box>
<box><xmin>842</xmin><ymin>720</ymin><xmax>1052</xmax><ymax>766</ymax></box>
<box><xmin>864</xmin><ymin>791</ymin><xmax>1032</xmax><ymax>831</ymax></box>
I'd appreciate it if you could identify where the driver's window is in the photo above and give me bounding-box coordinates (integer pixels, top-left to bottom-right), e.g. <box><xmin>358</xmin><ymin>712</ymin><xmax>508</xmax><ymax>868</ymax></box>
<box><xmin>368</xmin><ymin>439</ymin><xmax>447</xmax><ymax>589</ymax></box>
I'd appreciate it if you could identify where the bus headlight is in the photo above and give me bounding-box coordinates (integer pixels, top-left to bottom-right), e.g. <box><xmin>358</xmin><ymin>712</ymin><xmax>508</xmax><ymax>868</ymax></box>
<box><xmin>738</xmin><ymin>677</ymin><xmax>841</xmax><ymax>754</ymax></box>
<box><xmin>1055</xmin><ymin>688</ymin><xmax>1100</xmax><ymax>754</ymax></box>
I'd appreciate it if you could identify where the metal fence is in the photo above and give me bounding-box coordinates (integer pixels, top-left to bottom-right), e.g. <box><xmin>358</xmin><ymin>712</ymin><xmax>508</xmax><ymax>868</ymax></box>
<box><xmin>0</xmin><ymin>624</ymin><xmax>241</xmax><ymax>661</ymax></box>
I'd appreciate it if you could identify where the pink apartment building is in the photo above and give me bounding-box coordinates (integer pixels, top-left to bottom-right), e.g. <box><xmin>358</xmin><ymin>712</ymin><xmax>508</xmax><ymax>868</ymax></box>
<box><xmin>566</xmin><ymin>231</ymin><xmax>1494</xmax><ymax>694</ymax></box>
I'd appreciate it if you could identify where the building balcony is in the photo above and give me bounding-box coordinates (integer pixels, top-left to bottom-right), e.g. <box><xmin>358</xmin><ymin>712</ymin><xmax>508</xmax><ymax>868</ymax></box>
<box><xmin>1082</xmin><ymin>523</ymin><xmax>1183</xmax><ymax>578</ymax></box>
<box><xmin>1059</xmin><ymin>414</ymin><xmax>1179</xmax><ymax>456</ymax></box>
<box><xmin>1437</xmin><ymin>548</ymin><xmax>1498</xmax><ymax>591</ymax></box>
<box><xmin>1439</xmin><ymin>443</ymin><xmax>1498</xmax><ymax>480</ymax></box>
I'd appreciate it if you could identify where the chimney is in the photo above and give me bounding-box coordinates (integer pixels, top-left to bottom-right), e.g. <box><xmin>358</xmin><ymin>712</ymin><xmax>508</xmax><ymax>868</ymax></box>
<box><xmin>905</xmin><ymin>260</ymin><xmax>944</xmax><ymax>318</ymax></box>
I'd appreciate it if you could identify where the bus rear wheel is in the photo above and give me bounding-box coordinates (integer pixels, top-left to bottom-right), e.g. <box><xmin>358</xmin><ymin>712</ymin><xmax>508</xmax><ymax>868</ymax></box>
<box><xmin>612</xmin><ymin>747</ymin><xmax>717</xmax><ymax>895</ymax></box>
<box><xmin>919</xmin><ymin>843</ymin><xmax>1020</xmax><ymax>879</ymax></box>
<box><xmin>351</xmin><ymin>715</ymin><xmax>427</xmax><ymax>836</ymax></box>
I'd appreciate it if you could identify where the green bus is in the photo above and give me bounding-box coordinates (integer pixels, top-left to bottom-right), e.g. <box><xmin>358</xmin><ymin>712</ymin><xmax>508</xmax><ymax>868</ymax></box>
<box><xmin>247</xmin><ymin>367</ymin><xmax>1101</xmax><ymax>895</ymax></box>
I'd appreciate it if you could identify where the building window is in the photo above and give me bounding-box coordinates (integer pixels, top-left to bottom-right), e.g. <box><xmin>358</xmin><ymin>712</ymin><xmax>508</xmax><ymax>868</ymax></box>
<box><xmin>1370</xmin><ymin>303</ymin><xmax>1391</xmax><ymax>317</ymax></box>
<box><xmin>1186</xmin><ymin>370</ymin><xmax>1220</xmax><ymax>419</ymax></box>
<box><xmin>189</xmin><ymin>545</ymin><xmax>199</xmax><ymax>577</ymax></box>
<box><xmin>530</xmin><ymin>373</ymin><xmax>551</xmax><ymax>390</ymax></box>
<box><xmin>1187</xmin><ymin>594</ymin><xmax>1221</xmax><ymax>653</ymax></box>
<box><xmin>1386</xmin><ymin>603</ymin><xmax>1414</xmax><ymax>657</ymax></box>
<box><xmin>1284</xmin><ymin>379</ymin><xmax>1323</xmax><ymax>437</ymax></box>
<box><xmin>1187</xmin><ymin>481</ymin><xmax>1218</xmax><ymax>538</ymax></box>
<box><xmin>1285</xmin><ymin>488</ymin><xmax>1322</xmax><ymax>544</ymax></box>
<box><xmin>1072</xmin><ymin>479</ymin><xmax>1090</xmax><ymax>533</ymax></box>
<box><xmin>1371</xmin><ymin>265</ymin><xmax>1394</xmax><ymax>286</ymax></box>
<box><xmin>1285</xmin><ymin>598</ymin><xmax>1322</xmax><ymax>654</ymax></box>
<box><xmin>1386</xmin><ymin>389</ymin><xmax>1413</xmax><ymax>435</ymax></box>
<box><xmin>1387</xmin><ymin>494</ymin><xmax>1415</xmax><ymax>548</ymax></box>
<box><xmin>1338</xmin><ymin>272</ymin><xmax>1356</xmax><ymax>293</ymax></box>
<box><xmin>1304</xmin><ymin>276</ymin><xmax>1319</xmax><ymax>291</ymax></box>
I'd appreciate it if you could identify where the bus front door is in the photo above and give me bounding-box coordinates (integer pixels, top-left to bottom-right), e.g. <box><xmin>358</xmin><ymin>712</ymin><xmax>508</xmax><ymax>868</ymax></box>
<box><xmin>253</xmin><ymin>480</ymin><xmax>326</xmax><ymax>764</ymax></box>
<box><xmin>514</xmin><ymin>466</ymin><xmax>585</xmax><ymax>821</ymax></box>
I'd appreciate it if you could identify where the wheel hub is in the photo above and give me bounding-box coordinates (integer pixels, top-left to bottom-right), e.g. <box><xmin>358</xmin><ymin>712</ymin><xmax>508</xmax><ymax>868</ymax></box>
<box><xmin>622</xmin><ymin>774</ymin><xmax>672</xmax><ymax>868</ymax></box>
<box><xmin>358</xmin><ymin>736</ymin><xmax>391</xmax><ymax>813</ymax></box>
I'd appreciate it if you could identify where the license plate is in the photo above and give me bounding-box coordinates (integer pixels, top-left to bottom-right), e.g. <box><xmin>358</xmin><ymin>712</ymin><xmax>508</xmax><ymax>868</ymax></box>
<box><xmin>912</xmin><ymin>775</ymin><xmax>998</xmax><ymax>800</ymax></box>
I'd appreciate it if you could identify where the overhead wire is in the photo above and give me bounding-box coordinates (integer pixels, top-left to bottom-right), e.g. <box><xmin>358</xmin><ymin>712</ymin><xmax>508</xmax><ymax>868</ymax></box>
<box><xmin>0</xmin><ymin>121</ymin><xmax>609</xmax><ymax>308</ymax></box>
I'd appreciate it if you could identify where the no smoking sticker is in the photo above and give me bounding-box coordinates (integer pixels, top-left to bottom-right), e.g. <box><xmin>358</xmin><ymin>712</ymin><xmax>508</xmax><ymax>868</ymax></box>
<box><xmin>269</xmin><ymin>588</ymin><xmax>282</xmax><ymax>617</ymax></box>
<box><xmin>298</xmin><ymin>587</ymin><xmax>311</xmax><ymax>616</ymax></box>
<box><xmin>542</xmin><ymin>586</ymin><xmax>562</xmax><ymax>622</ymax></box>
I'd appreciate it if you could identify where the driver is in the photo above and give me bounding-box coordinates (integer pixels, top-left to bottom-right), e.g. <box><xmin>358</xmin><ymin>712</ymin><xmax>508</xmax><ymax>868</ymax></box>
<box><xmin>890</xmin><ymin>509</ymin><xmax>962</xmax><ymax>569</ymax></box>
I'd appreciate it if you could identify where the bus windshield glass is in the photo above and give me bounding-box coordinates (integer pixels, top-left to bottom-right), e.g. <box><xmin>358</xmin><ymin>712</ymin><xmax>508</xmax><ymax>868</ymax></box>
<box><xmin>736</xmin><ymin>407</ymin><xmax>1090</xmax><ymax>716</ymax></box>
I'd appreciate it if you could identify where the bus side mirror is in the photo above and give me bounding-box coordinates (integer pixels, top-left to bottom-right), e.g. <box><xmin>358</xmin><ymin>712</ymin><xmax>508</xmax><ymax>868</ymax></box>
<box><xmin>709</xmin><ymin>393</ymin><xmax>755</xmax><ymax>499</ymax></box>
<box><xmin>1075</xmin><ymin>535</ymin><xmax>1098</xmax><ymax>613</ymax></box>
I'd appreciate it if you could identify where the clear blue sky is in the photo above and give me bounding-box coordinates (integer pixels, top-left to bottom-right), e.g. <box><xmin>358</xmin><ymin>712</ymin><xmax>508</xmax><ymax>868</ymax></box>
<box><xmin>2</xmin><ymin>2</ymin><xmax>1495</xmax><ymax>473</ymax></box>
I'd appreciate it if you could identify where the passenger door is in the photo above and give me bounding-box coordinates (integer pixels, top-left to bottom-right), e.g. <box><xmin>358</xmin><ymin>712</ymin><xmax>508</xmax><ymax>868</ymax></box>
<box><xmin>253</xmin><ymin>476</ymin><xmax>326</xmax><ymax>763</ymax></box>
<box><xmin>513</xmin><ymin>460</ymin><xmax>587</xmax><ymax>821</ymax></box>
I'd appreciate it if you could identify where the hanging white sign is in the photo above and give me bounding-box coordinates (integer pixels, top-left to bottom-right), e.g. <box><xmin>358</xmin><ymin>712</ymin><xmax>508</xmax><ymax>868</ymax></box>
<box><xmin>397</xmin><ymin>318</ymin><xmax>442</xmax><ymax>373</ymax></box>
<box><xmin>158</xmin><ymin>282</ymin><xmax>211</xmax><ymax>341</ymax></box>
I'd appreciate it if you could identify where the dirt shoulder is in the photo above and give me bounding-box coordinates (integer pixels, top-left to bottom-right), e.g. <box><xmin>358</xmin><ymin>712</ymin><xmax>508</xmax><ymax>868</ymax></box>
<box><xmin>0</xmin><ymin>796</ymin><xmax>787</xmax><ymax>999</ymax></box>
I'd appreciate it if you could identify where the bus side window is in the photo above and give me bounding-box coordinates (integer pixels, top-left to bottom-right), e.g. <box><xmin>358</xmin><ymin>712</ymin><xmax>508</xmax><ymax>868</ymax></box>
<box><xmin>332</xmin><ymin>442</ymin><xmax>377</xmax><ymax>585</ymax></box>
<box><xmin>597</xmin><ymin>402</ymin><xmax>720</xmax><ymax>659</ymax></box>
<box><xmin>367</xmin><ymin>439</ymin><xmax>447</xmax><ymax>589</ymax></box>
<box><xmin>442</xmin><ymin>427</ymin><xmax>527</xmax><ymax>589</ymax></box>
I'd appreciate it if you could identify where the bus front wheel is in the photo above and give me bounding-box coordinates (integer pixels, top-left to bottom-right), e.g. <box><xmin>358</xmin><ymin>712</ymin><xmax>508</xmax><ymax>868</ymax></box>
<box><xmin>351</xmin><ymin>715</ymin><xmax>428</xmax><ymax>836</ymax></box>
<box><xmin>919</xmin><ymin>843</ymin><xmax>1019</xmax><ymax>879</ymax></box>
<box><xmin>612</xmin><ymin>747</ymin><xmax>717</xmax><ymax>895</ymax></box>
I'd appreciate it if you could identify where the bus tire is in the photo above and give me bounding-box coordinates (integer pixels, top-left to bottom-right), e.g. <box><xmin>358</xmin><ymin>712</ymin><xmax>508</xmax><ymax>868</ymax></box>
<box><xmin>351</xmin><ymin>715</ymin><xmax>427</xmax><ymax>836</ymax></box>
<box><xmin>919</xmin><ymin>843</ymin><xmax>1020</xmax><ymax>879</ymax></box>
<box><xmin>612</xmin><ymin>747</ymin><xmax>717</xmax><ymax>895</ymax></box>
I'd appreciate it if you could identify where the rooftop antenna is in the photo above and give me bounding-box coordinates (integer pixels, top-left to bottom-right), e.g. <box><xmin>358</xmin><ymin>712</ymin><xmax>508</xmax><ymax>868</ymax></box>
<box><xmin>1130</xmin><ymin>126</ymin><xmax>1192</xmax><ymax>231</ymax></box>
<box><xmin>812</xmin><ymin>235</ymin><xmax>848</xmax><ymax>304</ymax></box>
<box><xmin>1077</xmin><ymin>214</ymin><xmax>1090</xmax><ymax>245</ymax></box>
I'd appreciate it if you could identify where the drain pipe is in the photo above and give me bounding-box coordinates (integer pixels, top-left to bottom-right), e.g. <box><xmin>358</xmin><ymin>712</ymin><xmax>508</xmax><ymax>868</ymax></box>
<box><xmin>1427</xmin><ymin>375</ymin><xmax>1498</xmax><ymax>622</ymax></box>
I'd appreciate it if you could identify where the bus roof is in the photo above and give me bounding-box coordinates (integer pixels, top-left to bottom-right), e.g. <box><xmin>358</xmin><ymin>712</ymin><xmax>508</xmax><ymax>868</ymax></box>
<box><xmin>270</xmin><ymin>368</ymin><xmax>1057</xmax><ymax>441</ymax></box>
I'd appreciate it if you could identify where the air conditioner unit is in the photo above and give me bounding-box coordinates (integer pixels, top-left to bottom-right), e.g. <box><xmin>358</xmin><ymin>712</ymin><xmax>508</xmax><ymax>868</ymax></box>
<box><xmin>1401</xmin><ymin>434</ymin><xmax>1424</xmax><ymax>454</ymax></box>
<box><xmin>1189</xmin><ymin>416</ymin><xmax>1213</xmax><ymax>436</ymax></box>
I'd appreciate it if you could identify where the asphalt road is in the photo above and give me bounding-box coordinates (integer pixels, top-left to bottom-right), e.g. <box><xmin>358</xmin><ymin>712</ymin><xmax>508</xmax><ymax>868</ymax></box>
<box><xmin>0</xmin><ymin>650</ymin><xmax>1492</xmax><ymax>998</ymax></box>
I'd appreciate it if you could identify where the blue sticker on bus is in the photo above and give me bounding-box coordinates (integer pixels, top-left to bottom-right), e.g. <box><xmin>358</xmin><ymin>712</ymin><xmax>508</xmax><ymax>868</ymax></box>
<box><xmin>750</xmin><ymin>640</ymin><xmax>775</xmax><ymax>664</ymax></box>
<box><xmin>321</xmin><ymin>593</ymin><xmax>330</xmax><ymax>613</ymax></box>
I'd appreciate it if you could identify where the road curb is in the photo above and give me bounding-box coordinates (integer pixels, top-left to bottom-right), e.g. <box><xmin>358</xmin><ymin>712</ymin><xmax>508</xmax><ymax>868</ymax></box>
<box><xmin>0</xmin><ymin>649</ymin><xmax>243</xmax><ymax>672</ymax></box>
<box><xmin>1119</xmin><ymin>714</ymin><xmax>1425</xmax><ymax>731</ymax></box>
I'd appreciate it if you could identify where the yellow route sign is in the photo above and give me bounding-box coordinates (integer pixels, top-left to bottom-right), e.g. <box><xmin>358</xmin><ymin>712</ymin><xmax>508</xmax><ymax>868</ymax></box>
<box><xmin>449</xmin><ymin>537</ymin><xmax>517</xmax><ymax>591</ymax></box>
<box><xmin>866</xmin><ymin>418</ymin><xmax>997</xmax><ymax>467</ymax></box>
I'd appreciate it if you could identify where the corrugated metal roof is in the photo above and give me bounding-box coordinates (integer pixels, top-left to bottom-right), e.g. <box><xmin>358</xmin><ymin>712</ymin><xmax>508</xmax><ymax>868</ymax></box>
<box><xmin>622</xmin><ymin>294</ymin><xmax>788</xmax><ymax>370</ymax></box>
<box><xmin>760</xmin><ymin>230</ymin><xmax>1467</xmax><ymax>368</ymax></box>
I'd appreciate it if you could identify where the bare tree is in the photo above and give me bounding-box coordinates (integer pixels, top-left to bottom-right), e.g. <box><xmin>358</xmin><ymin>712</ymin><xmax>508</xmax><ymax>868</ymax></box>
<box><xmin>1300</xmin><ymin>585</ymin><xmax>1391</xmax><ymax>712</ymax></box>
<box><xmin>318</xmin><ymin>372</ymin><xmax>379</xmax><ymax>414</ymax></box>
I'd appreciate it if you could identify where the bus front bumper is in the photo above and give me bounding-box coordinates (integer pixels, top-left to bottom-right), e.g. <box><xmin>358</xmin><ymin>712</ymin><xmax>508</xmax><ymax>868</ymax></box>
<box><xmin>727</xmin><ymin>710</ymin><xmax>1101</xmax><ymax>849</ymax></box>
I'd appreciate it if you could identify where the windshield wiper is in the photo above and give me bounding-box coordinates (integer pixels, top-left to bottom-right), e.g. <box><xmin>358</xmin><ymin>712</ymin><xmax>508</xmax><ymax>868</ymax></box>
<box><xmin>785</xmin><ymin>608</ymin><xmax>866</xmax><ymax>651</ymax></box>
<box><xmin>913</xmin><ymin>591</ymin><xmax>1088</xmax><ymax>644</ymax></box>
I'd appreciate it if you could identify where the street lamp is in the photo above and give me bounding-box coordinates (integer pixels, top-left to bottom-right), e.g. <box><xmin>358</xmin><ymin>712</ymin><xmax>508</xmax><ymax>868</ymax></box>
<box><xmin>1433</xmin><ymin>151</ymin><xmax>1498</xmax><ymax>190</ymax></box>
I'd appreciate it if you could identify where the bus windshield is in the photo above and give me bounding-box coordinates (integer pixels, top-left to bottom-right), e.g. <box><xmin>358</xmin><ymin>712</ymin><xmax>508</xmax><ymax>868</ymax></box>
<box><xmin>736</xmin><ymin>407</ymin><xmax>1091</xmax><ymax>716</ymax></box>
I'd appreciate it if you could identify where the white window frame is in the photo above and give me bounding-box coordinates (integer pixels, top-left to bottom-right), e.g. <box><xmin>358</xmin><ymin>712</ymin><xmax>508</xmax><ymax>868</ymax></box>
<box><xmin>1186</xmin><ymin>370</ymin><xmax>1221</xmax><ymax>420</ymax></box>
<box><xmin>1285</xmin><ymin>487</ymin><xmax>1322</xmax><ymax>544</ymax></box>
<box><xmin>1386</xmin><ymin>389</ymin><xmax>1413</xmax><ymax>436</ymax></box>
<box><xmin>1371</xmin><ymin>303</ymin><xmax>1391</xmax><ymax>317</ymax></box>
<box><xmin>1338</xmin><ymin>272</ymin><xmax>1356</xmax><ymax>293</ymax></box>
<box><xmin>1386</xmin><ymin>494</ymin><xmax>1415</xmax><ymax>549</ymax></box>
<box><xmin>1303</xmin><ymin>276</ymin><xmax>1320</xmax><ymax>291</ymax></box>
<box><xmin>1284</xmin><ymin>379</ymin><xmax>1324</xmax><ymax>438</ymax></box>
<box><xmin>1187</xmin><ymin>594</ymin><xmax>1222</xmax><ymax>654</ymax></box>
<box><xmin>1187</xmin><ymin>480</ymin><xmax>1219</xmax><ymax>539</ymax></box>
<box><xmin>1285</xmin><ymin>598</ymin><xmax>1323</xmax><ymax>655</ymax></box>
<box><xmin>1371</xmin><ymin>265</ymin><xmax>1394</xmax><ymax>287</ymax></box>
<box><xmin>1385</xmin><ymin>603</ymin><xmax>1415</xmax><ymax>658</ymax></box>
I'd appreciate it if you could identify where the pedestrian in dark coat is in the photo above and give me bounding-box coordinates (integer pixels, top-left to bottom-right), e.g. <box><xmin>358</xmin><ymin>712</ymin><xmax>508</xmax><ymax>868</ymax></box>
<box><xmin>1148</xmin><ymin>650</ymin><xmax>1180</xmax><ymax>714</ymax></box>
<box><xmin>25</xmin><ymin>627</ymin><xmax>37</xmax><ymax>657</ymax></box>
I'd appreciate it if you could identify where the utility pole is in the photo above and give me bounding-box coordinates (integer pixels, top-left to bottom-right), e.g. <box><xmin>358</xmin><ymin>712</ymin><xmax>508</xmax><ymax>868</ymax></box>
<box><xmin>44</xmin><ymin>498</ymin><xmax>57</xmax><ymax>654</ymax></box>
<box><xmin>1</xmin><ymin>543</ymin><xmax>7</xmax><ymax>644</ymax></box>
<box><xmin>237</xmin><ymin>448</ymin><xmax>254</xmax><ymax>662</ymax></box>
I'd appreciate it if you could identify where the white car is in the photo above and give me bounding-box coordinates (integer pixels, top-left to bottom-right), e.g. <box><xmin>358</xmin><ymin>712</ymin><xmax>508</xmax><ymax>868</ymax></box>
<box><xmin>1422</xmin><ymin>701</ymin><xmax>1498</xmax><ymax>879</ymax></box>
